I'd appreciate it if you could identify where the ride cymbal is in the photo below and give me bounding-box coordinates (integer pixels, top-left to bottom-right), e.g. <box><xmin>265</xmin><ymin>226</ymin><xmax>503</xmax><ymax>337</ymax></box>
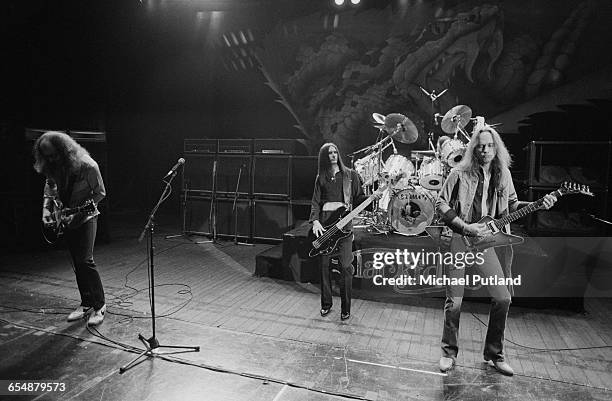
<box><xmin>441</xmin><ymin>105</ymin><xmax>472</xmax><ymax>134</ymax></box>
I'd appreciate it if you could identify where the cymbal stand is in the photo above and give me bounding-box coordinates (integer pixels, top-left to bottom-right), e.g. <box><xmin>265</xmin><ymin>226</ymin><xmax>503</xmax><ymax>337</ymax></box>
<box><xmin>457</xmin><ymin>126</ymin><xmax>471</xmax><ymax>142</ymax></box>
<box><xmin>420</xmin><ymin>86</ymin><xmax>448</xmax><ymax>151</ymax></box>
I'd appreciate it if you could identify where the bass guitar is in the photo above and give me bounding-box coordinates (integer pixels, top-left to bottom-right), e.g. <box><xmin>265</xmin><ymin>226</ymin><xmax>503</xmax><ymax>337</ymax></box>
<box><xmin>462</xmin><ymin>181</ymin><xmax>593</xmax><ymax>251</ymax></box>
<box><xmin>43</xmin><ymin>199</ymin><xmax>97</xmax><ymax>242</ymax></box>
<box><xmin>308</xmin><ymin>184</ymin><xmax>388</xmax><ymax>258</ymax></box>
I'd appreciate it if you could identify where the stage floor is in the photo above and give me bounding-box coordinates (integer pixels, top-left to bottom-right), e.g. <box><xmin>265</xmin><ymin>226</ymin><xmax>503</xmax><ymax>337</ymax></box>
<box><xmin>1</xmin><ymin>217</ymin><xmax>611</xmax><ymax>400</ymax></box>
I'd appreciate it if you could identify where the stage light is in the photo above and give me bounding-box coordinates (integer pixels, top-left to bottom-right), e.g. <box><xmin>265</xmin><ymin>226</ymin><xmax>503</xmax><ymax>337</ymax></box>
<box><xmin>334</xmin><ymin>0</ymin><xmax>345</xmax><ymax>6</ymax></box>
<box><xmin>350</xmin><ymin>0</ymin><xmax>360</xmax><ymax>4</ymax></box>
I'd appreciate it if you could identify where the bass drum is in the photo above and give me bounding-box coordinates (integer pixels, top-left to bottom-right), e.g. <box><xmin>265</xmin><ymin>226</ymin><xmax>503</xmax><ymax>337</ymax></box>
<box><xmin>388</xmin><ymin>187</ymin><xmax>436</xmax><ymax>235</ymax></box>
<box><xmin>418</xmin><ymin>157</ymin><xmax>446</xmax><ymax>190</ymax></box>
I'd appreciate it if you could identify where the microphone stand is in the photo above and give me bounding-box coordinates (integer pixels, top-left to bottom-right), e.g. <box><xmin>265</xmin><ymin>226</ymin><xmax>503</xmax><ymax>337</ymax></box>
<box><xmin>120</xmin><ymin>170</ymin><xmax>200</xmax><ymax>374</ymax></box>
<box><xmin>233</xmin><ymin>165</ymin><xmax>252</xmax><ymax>246</ymax></box>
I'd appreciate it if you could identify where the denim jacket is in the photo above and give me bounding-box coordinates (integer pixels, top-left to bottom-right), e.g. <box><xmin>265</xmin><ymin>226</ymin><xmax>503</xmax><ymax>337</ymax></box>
<box><xmin>436</xmin><ymin>167</ymin><xmax>522</xmax><ymax>224</ymax></box>
<box><xmin>436</xmin><ymin>166</ymin><xmax>526</xmax><ymax>295</ymax></box>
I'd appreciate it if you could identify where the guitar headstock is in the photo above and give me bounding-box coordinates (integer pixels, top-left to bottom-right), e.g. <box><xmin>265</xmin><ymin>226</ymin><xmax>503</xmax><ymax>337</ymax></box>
<box><xmin>557</xmin><ymin>181</ymin><xmax>594</xmax><ymax>197</ymax></box>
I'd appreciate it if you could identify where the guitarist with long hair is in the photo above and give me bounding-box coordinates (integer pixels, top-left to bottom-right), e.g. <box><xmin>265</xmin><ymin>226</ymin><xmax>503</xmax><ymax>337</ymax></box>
<box><xmin>33</xmin><ymin>131</ymin><xmax>107</xmax><ymax>326</ymax></box>
<box><xmin>309</xmin><ymin>143</ymin><xmax>377</xmax><ymax>321</ymax></box>
<box><xmin>435</xmin><ymin>122</ymin><xmax>556</xmax><ymax>375</ymax></box>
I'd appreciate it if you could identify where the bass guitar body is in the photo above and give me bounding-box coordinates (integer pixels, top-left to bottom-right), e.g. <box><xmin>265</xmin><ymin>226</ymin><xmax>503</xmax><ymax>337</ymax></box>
<box><xmin>308</xmin><ymin>206</ymin><xmax>352</xmax><ymax>258</ymax></box>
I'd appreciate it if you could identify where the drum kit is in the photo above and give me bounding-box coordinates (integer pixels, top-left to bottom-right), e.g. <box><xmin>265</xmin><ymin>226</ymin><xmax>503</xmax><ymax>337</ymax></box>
<box><xmin>351</xmin><ymin>89</ymin><xmax>476</xmax><ymax>236</ymax></box>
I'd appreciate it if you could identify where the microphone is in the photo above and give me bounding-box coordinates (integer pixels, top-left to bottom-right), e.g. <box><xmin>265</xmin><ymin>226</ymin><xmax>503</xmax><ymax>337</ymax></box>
<box><xmin>163</xmin><ymin>158</ymin><xmax>185</xmax><ymax>179</ymax></box>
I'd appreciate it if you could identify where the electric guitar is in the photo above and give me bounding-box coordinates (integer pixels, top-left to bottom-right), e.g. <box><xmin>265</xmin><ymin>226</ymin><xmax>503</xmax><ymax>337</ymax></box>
<box><xmin>462</xmin><ymin>181</ymin><xmax>593</xmax><ymax>251</ymax></box>
<box><xmin>308</xmin><ymin>182</ymin><xmax>389</xmax><ymax>258</ymax></box>
<box><xmin>43</xmin><ymin>199</ymin><xmax>97</xmax><ymax>241</ymax></box>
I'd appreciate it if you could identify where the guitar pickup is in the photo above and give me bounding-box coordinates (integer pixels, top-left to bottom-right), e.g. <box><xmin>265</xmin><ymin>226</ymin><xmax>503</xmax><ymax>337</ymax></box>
<box><xmin>486</xmin><ymin>220</ymin><xmax>500</xmax><ymax>234</ymax></box>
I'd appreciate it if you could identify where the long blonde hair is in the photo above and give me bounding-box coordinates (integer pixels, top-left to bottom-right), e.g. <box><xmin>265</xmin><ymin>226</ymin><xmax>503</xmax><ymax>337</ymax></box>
<box><xmin>33</xmin><ymin>131</ymin><xmax>90</xmax><ymax>180</ymax></box>
<box><xmin>457</xmin><ymin>125</ymin><xmax>512</xmax><ymax>190</ymax></box>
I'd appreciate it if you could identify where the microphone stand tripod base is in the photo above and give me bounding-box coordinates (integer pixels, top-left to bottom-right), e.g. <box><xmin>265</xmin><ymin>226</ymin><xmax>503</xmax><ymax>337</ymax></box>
<box><xmin>121</xmin><ymin>173</ymin><xmax>200</xmax><ymax>374</ymax></box>
<box><xmin>119</xmin><ymin>334</ymin><xmax>200</xmax><ymax>374</ymax></box>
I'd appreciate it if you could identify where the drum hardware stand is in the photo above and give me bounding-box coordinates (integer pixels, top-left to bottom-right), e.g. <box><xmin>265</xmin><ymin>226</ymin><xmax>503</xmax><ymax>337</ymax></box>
<box><xmin>420</xmin><ymin>86</ymin><xmax>448</xmax><ymax>104</ymax></box>
<box><xmin>196</xmin><ymin>159</ymin><xmax>218</xmax><ymax>244</ymax></box>
<box><xmin>121</xmin><ymin>170</ymin><xmax>200</xmax><ymax>374</ymax></box>
<box><xmin>420</xmin><ymin>86</ymin><xmax>448</xmax><ymax>150</ymax></box>
<box><xmin>454</xmin><ymin>125</ymin><xmax>471</xmax><ymax>142</ymax></box>
<box><xmin>232</xmin><ymin>164</ymin><xmax>252</xmax><ymax>246</ymax></box>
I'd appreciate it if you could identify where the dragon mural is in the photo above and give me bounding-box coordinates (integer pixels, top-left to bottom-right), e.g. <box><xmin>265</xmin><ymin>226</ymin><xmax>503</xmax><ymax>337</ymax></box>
<box><xmin>251</xmin><ymin>1</ymin><xmax>593</xmax><ymax>154</ymax></box>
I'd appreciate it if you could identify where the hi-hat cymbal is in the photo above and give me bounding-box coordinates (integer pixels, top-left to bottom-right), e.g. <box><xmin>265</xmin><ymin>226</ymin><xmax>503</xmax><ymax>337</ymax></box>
<box><xmin>441</xmin><ymin>105</ymin><xmax>472</xmax><ymax>134</ymax></box>
<box><xmin>383</xmin><ymin>113</ymin><xmax>419</xmax><ymax>144</ymax></box>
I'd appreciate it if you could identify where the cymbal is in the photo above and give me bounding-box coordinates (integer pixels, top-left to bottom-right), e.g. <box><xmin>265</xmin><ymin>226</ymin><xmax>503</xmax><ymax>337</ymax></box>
<box><xmin>383</xmin><ymin>113</ymin><xmax>419</xmax><ymax>144</ymax></box>
<box><xmin>372</xmin><ymin>112</ymin><xmax>386</xmax><ymax>124</ymax></box>
<box><xmin>441</xmin><ymin>105</ymin><xmax>472</xmax><ymax>134</ymax></box>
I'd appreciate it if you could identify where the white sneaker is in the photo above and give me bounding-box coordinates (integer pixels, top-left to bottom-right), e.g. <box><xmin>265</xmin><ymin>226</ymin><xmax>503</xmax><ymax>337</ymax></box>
<box><xmin>67</xmin><ymin>306</ymin><xmax>91</xmax><ymax>322</ymax></box>
<box><xmin>87</xmin><ymin>304</ymin><xmax>106</xmax><ymax>326</ymax></box>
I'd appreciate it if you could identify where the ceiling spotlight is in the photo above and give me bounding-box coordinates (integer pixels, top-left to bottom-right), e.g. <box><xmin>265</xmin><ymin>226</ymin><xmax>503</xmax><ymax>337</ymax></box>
<box><xmin>350</xmin><ymin>0</ymin><xmax>360</xmax><ymax>4</ymax></box>
<box><xmin>334</xmin><ymin>0</ymin><xmax>345</xmax><ymax>6</ymax></box>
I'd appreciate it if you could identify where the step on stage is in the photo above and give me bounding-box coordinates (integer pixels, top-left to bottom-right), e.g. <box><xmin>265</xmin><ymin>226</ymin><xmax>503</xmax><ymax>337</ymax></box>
<box><xmin>256</xmin><ymin>223</ymin><xmax>612</xmax><ymax>309</ymax></box>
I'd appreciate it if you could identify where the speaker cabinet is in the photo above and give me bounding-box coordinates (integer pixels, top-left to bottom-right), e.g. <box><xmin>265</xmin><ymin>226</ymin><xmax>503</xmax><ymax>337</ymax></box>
<box><xmin>184</xmin><ymin>195</ymin><xmax>213</xmax><ymax>234</ymax></box>
<box><xmin>183</xmin><ymin>154</ymin><xmax>215</xmax><ymax>193</ymax></box>
<box><xmin>291</xmin><ymin>156</ymin><xmax>317</xmax><ymax>201</ymax></box>
<box><xmin>253</xmin><ymin>155</ymin><xmax>291</xmax><ymax>199</ymax></box>
<box><xmin>215</xmin><ymin>155</ymin><xmax>252</xmax><ymax>197</ymax></box>
<box><xmin>217</xmin><ymin>197</ymin><xmax>251</xmax><ymax>238</ymax></box>
<box><xmin>254</xmin><ymin>139</ymin><xmax>307</xmax><ymax>155</ymax></box>
<box><xmin>252</xmin><ymin>200</ymin><xmax>293</xmax><ymax>241</ymax></box>
<box><xmin>184</xmin><ymin>195</ymin><xmax>251</xmax><ymax>238</ymax></box>
<box><xmin>218</xmin><ymin>139</ymin><xmax>253</xmax><ymax>154</ymax></box>
<box><xmin>184</xmin><ymin>139</ymin><xmax>218</xmax><ymax>154</ymax></box>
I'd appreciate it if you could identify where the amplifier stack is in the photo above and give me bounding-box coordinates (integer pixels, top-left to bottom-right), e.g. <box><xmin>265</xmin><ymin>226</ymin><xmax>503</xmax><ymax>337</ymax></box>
<box><xmin>182</xmin><ymin>139</ymin><xmax>315</xmax><ymax>242</ymax></box>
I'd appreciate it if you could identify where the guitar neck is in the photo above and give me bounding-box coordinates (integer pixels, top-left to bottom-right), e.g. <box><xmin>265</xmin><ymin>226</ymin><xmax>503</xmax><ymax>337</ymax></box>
<box><xmin>495</xmin><ymin>189</ymin><xmax>561</xmax><ymax>228</ymax></box>
<box><xmin>336</xmin><ymin>193</ymin><xmax>378</xmax><ymax>229</ymax></box>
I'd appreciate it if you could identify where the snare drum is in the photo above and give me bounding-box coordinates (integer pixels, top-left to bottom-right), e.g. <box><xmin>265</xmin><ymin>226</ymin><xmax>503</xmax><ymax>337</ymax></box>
<box><xmin>383</xmin><ymin>154</ymin><xmax>414</xmax><ymax>188</ymax></box>
<box><xmin>418</xmin><ymin>157</ymin><xmax>446</xmax><ymax>190</ymax></box>
<box><xmin>440</xmin><ymin>138</ymin><xmax>466</xmax><ymax>167</ymax></box>
<box><xmin>388</xmin><ymin>187</ymin><xmax>435</xmax><ymax>235</ymax></box>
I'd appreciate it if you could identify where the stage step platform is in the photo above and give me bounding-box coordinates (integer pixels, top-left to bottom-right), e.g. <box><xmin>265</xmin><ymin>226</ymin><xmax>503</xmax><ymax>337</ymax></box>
<box><xmin>254</xmin><ymin>222</ymin><xmax>610</xmax><ymax>306</ymax></box>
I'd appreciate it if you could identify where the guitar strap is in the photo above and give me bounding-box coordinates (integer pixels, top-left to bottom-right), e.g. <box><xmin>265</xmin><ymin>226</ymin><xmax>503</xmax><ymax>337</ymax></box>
<box><xmin>446</xmin><ymin>178</ymin><xmax>462</xmax><ymax>234</ymax></box>
<box><xmin>449</xmin><ymin>179</ymin><xmax>459</xmax><ymax>209</ymax></box>
<box><xmin>342</xmin><ymin>169</ymin><xmax>352</xmax><ymax>211</ymax></box>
